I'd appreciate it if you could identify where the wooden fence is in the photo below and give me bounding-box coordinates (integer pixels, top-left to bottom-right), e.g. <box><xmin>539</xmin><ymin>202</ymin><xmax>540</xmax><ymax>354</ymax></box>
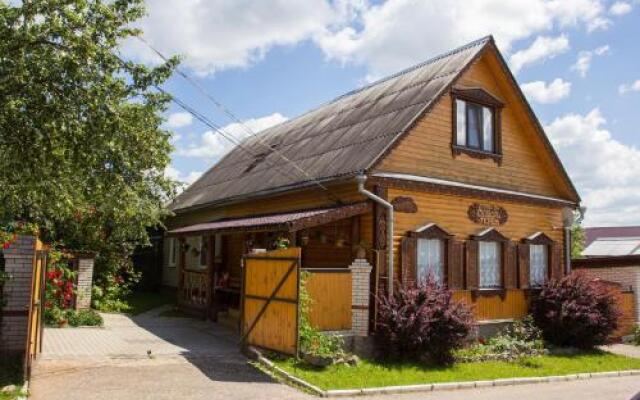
<box><xmin>614</xmin><ymin>290</ymin><xmax>636</xmax><ymax>338</ymax></box>
<box><xmin>303</xmin><ymin>269</ymin><xmax>352</xmax><ymax>331</ymax></box>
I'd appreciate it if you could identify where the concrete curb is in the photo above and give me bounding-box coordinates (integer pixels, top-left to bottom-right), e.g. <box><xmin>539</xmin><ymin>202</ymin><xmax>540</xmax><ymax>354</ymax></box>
<box><xmin>250</xmin><ymin>349</ymin><xmax>640</xmax><ymax>398</ymax></box>
<box><xmin>248</xmin><ymin>347</ymin><xmax>326</xmax><ymax>397</ymax></box>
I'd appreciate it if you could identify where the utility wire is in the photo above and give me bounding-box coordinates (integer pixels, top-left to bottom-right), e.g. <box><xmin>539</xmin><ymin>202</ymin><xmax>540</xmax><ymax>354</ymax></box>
<box><xmin>134</xmin><ymin>36</ymin><xmax>342</xmax><ymax>203</ymax></box>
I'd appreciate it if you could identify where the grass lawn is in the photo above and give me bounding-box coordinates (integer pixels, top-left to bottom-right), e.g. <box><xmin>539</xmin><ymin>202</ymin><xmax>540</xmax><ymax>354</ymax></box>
<box><xmin>0</xmin><ymin>355</ymin><xmax>23</xmax><ymax>400</ymax></box>
<box><xmin>122</xmin><ymin>291</ymin><xmax>174</xmax><ymax>316</ymax></box>
<box><xmin>273</xmin><ymin>351</ymin><xmax>640</xmax><ymax>390</ymax></box>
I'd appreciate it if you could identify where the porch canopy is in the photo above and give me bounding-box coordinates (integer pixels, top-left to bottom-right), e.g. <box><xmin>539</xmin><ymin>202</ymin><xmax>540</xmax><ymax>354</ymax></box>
<box><xmin>167</xmin><ymin>202</ymin><xmax>370</xmax><ymax>236</ymax></box>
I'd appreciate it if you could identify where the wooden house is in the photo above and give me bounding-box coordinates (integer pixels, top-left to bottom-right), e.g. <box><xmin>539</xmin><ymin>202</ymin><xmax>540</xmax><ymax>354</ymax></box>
<box><xmin>163</xmin><ymin>36</ymin><xmax>580</xmax><ymax>340</ymax></box>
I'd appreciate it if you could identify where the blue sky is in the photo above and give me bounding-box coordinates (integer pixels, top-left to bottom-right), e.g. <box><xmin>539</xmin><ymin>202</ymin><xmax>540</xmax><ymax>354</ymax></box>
<box><xmin>126</xmin><ymin>0</ymin><xmax>640</xmax><ymax>227</ymax></box>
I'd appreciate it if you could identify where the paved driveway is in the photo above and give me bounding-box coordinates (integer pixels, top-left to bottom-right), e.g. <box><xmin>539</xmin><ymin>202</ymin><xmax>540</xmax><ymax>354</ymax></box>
<box><xmin>30</xmin><ymin>307</ymin><xmax>308</xmax><ymax>400</ymax></box>
<box><xmin>30</xmin><ymin>308</ymin><xmax>640</xmax><ymax>400</ymax></box>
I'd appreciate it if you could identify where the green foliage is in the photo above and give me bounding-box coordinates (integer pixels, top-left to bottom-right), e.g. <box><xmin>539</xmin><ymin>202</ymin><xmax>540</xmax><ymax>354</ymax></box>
<box><xmin>299</xmin><ymin>271</ymin><xmax>344</xmax><ymax>360</ymax></box>
<box><xmin>456</xmin><ymin>317</ymin><xmax>545</xmax><ymax>362</ymax></box>
<box><xmin>67</xmin><ymin>308</ymin><xmax>103</xmax><ymax>327</ymax></box>
<box><xmin>571</xmin><ymin>223</ymin><xmax>586</xmax><ymax>259</ymax></box>
<box><xmin>0</xmin><ymin>0</ymin><xmax>179</xmax><ymax>306</ymax></box>
<box><xmin>45</xmin><ymin>308</ymin><xmax>103</xmax><ymax>327</ymax></box>
<box><xmin>632</xmin><ymin>326</ymin><xmax>640</xmax><ymax>346</ymax></box>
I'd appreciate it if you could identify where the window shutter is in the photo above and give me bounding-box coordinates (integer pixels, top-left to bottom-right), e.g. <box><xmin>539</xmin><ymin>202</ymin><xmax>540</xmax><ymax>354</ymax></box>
<box><xmin>447</xmin><ymin>240</ymin><xmax>464</xmax><ymax>290</ymax></box>
<box><xmin>400</xmin><ymin>236</ymin><xmax>417</xmax><ymax>287</ymax></box>
<box><xmin>518</xmin><ymin>244</ymin><xmax>530</xmax><ymax>289</ymax></box>
<box><xmin>503</xmin><ymin>241</ymin><xmax>518</xmax><ymax>289</ymax></box>
<box><xmin>550</xmin><ymin>243</ymin><xmax>563</xmax><ymax>280</ymax></box>
<box><xmin>465</xmin><ymin>240</ymin><xmax>479</xmax><ymax>290</ymax></box>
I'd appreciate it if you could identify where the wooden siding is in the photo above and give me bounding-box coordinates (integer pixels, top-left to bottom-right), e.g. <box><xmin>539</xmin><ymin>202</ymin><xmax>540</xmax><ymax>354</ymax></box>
<box><xmin>375</xmin><ymin>50</ymin><xmax>574</xmax><ymax>201</ymax></box>
<box><xmin>453</xmin><ymin>290</ymin><xmax>528</xmax><ymax>321</ymax></box>
<box><xmin>387</xmin><ymin>186</ymin><xmax>565</xmax><ymax>285</ymax></box>
<box><xmin>304</xmin><ymin>270</ymin><xmax>352</xmax><ymax>331</ymax></box>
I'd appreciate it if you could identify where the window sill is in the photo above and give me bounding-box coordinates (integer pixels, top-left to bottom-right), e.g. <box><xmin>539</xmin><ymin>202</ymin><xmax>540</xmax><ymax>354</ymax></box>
<box><xmin>451</xmin><ymin>145</ymin><xmax>502</xmax><ymax>165</ymax></box>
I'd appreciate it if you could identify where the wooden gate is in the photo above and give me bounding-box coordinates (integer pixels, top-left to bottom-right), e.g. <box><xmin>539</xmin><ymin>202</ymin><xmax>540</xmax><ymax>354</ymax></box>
<box><xmin>24</xmin><ymin>249</ymin><xmax>46</xmax><ymax>378</ymax></box>
<box><xmin>241</xmin><ymin>247</ymin><xmax>301</xmax><ymax>356</ymax></box>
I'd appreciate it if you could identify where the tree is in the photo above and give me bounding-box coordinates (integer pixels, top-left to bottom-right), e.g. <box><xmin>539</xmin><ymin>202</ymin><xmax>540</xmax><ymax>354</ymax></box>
<box><xmin>571</xmin><ymin>208</ymin><xmax>586</xmax><ymax>259</ymax></box>
<box><xmin>0</xmin><ymin>0</ymin><xmax>179</xmax><ymax>306</ymax></box>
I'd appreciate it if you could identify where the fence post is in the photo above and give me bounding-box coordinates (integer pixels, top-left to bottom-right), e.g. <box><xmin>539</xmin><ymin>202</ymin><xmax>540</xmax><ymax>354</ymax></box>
<box><xmin>349</xmin><ymin>259</ymin><xmax>372</xmax><ymax>337</ymax></box>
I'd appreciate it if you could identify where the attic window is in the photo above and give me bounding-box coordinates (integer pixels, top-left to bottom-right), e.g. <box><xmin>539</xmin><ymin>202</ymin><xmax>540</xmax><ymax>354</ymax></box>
<box><xmin>451</xmin><ymin>87</ymin><xmax>504</xmax><ymax>164</ymax></box>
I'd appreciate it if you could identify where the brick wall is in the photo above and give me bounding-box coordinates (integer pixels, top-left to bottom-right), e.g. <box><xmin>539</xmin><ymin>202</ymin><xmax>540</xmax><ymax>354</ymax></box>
<box><xmin>75</xmin><ymin>256</ymin><xmax>94</xmax><ymax>310</ymax></box>
<box><xmin>1</xmin><ymin>235</ymin><xmax>37</xmax><ymax>355</ymax></box>
<box><xmin>349</xmin><ymin>259</ymin><xmax>372</xmax><ymax>337</ymax></box>
<box><xmin>579</xmin><ymin>266</ymin><xmax>640</xmax><ymax>324</ymax></box>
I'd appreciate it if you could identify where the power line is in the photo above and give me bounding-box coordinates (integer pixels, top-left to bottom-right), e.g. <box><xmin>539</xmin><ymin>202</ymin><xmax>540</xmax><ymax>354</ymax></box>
<box><xmin>134</xmin><ymin>36</ymin><xmax>342</xmax><ymax>203</ymax></box>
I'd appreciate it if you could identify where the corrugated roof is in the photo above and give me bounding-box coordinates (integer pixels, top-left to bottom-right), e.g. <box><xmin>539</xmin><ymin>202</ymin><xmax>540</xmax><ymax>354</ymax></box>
<box><xmin>170</xmin><ymin>36</ymin><xmax>493</xmax><ymax>213</ymax></box>
<box><xmin>168</xmin><ymin>202</ymin><xmax>369</xmax><ymax>235</ymax></box>
<box><xmin>585</xmin><ymin>226</ymin><xmax>640</xmax><ymax>246</ymax></box>
<box><xmin>582</xmin><ymin>237</ymin><xmax>640</xmax><ymax>257</ymax></box>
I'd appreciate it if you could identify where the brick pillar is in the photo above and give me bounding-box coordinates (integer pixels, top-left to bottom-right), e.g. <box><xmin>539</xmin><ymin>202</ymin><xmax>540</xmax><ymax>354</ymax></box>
<box><xmin>349</xmin><ymin>259</ymin><xmax>372</xmax><ymax>337</ymax></box>
<box><xmin>75</xmin><ymin>255</ymin><xmax>95</xmax><ymax>310</ymax></box>
<box><xmin>1</xmin><ymin>235</ymin><xmax>37</xmax><ymax>355</ymax></box>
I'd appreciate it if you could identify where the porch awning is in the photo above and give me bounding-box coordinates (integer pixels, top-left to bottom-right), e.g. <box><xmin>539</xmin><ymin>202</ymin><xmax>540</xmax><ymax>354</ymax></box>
<box><xmin>168</xmin><ymin>202</ymin><xmax>370</xmax><ymax>236</ymax></box>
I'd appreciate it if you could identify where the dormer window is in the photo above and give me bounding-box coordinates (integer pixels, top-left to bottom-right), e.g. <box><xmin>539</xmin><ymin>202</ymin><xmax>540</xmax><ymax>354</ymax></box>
<box><xmin>455</xmin><ymin>99</ymin><xmax>494</xmax><ymax>152</ymax></box>
<box><xmin>451</xmin><ymin>87</ymin><xmax>504</xmax><ymax>164</ymax></box>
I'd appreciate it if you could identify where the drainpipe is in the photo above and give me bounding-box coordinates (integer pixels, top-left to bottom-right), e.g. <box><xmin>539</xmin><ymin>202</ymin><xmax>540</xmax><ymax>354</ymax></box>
<box><xmin>356</xmin><ymin>174</ymin><xmax>394</xmax><ymax>297</ymax></box>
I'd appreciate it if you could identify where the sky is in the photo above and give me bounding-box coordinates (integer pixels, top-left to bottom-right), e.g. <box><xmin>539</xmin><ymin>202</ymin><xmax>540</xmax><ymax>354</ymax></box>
<box><xmin>123</xmin><ymin>0</ymin><xmax>640</xmax><ymax>227</ymax></box>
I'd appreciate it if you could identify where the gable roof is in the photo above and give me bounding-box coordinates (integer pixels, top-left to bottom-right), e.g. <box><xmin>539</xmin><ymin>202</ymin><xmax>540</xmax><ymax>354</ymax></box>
<box><xmin>171</xmin><ymin>36</ymin><xmax>579</xmax><ymax>213</ymax></box>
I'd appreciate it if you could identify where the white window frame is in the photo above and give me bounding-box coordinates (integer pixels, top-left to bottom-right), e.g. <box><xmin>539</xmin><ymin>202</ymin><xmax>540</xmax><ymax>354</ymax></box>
<box><xmin>417</xmin><ymin>238</ymin><xmax>445</xmax><ymax>284</ymax></box>
<box><xmin>478</xmin><ymin>241</ymin><xmax>502</xmax><ymax>289</ymax></box>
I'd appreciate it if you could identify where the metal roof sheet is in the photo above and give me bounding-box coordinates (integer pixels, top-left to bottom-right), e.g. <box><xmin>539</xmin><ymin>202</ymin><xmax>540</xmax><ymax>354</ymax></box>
<box><xmin>168</xmin><ymin>202</ymin><xmax>370</xmax><ymax>235</ymax></box>
<box><xmin>582</xmin><ymin>237</ymin><xmax>640</xmax><ymax>256</ymax></box>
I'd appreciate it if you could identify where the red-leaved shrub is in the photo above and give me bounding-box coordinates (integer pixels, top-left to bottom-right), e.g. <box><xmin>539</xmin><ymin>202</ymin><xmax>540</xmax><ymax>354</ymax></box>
<box><xmin>375</xmin><ymin>278</ymin><xmax>474</xmax><ymax>364</ymax></box>
<box><xmin>531</xmin><ymin>272</ymin><xmax>621</xmax><ymax>349</ymax></box>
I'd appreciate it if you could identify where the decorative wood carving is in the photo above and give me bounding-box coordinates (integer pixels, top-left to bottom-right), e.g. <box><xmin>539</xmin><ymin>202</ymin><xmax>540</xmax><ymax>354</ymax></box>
<box><xmin>468</xmin><ymin>203</ymin><xmax>508</xmax><ymax>226</ymax></box>
<box><xmin>391</xmin><ymin>196</ymin><xmax>418</xmax><ymax>213</ymax></box>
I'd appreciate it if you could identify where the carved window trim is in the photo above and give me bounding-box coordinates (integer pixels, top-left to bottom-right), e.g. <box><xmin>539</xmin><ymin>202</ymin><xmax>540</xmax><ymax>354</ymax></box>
<box><xmin>404</xmin><ymin>223</ymin><xmax>454</xmax><ymax>286</ymax></box>
<box><xmin>522</xmin><ymin>231</ymin><xmax>555</xmax><ymax>288</ymax></box>
<box><xmin>470</xmin><ymin>228</ymin><xmax>509</xmax><ymax>294</ymax></box>
<box><xmin>451</xmin><ymin>87</ymin><xmax>504</xmax><ymax>165</ymax></box>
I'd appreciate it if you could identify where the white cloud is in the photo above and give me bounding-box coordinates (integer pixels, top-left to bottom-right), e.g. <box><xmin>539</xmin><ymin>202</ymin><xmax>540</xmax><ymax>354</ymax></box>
<box><xmin>618</xmin><ymin>79</ymin><xmax>640</xmax><ymax>94</ymax></box>
<box><xmin>521</xmin><ymin>78</ymin><xmax>572</xmax><ymax>103</ymax></box>
<box><xmin>179</xmin><ymin>113</ymin><xmax>288</xmax><ymax>159</ymax></box>
<box><xmin>571</xmin><ymin>45</ymin><xmax>610</xmax><ymax>77</ymax></box>
<box><xmin>164</xmin><ymin>166</ymin><xmax>203</xmax><ymax>193</ymax></box>
<box><xmin>126</xmin><ymin>0</ymin><xmax>335</xmax><ymax>75</ymax></box>
<box><xmin>316</xmin><ymin>0</ymin><xmax>609</xmax><ymax>79</ymax></box>
<box><xmin>545</xmin><ymin>109</ymin><xmax>640</xmax><ymax>225</ymax></box>
<box><xmin>126</xmin><ymin>0</ymin><xmax>612</xmax><ymax>79</ymax></box>
<box><xmin>609</xmin><ymin>1</ymin><xmax>633</xmax><ymax>15</ymax></box>
<box><xmin>165</xmin><ymin>112</ymin><xmax>193</xmax><ymax>129</ymax></box>
<box><xmin>509</xmin><ymin>36</ymin><xmax>570</xmax><ymax>74</ymax></box>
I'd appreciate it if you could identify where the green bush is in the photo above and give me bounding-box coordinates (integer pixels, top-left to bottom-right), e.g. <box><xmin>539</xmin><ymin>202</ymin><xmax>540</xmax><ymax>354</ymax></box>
<box><xmin>456</xmin><ymin>317</ymin><xmax>545</xmax><ymax>362</ymax></box>
<box><xmin>45</xmin><ymin>308</ymin><xmax>103</xmax><ymax>327</ymax></box>
<box><xmin>67</xmin><ymin>309</ymin><xmax>103</xmax><ymax>327</ymax></box>
<box><xmin>632</xmin><ymin>326</ymin><xmax>640</xmax><ymax>346</ymax></box>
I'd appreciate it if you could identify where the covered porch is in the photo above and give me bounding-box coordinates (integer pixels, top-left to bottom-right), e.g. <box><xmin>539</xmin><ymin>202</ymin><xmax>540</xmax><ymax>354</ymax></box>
<box><xmin>167</xmin><ymin>202</ymin><xmax>375</xmax><ymax>332</ymax></box>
